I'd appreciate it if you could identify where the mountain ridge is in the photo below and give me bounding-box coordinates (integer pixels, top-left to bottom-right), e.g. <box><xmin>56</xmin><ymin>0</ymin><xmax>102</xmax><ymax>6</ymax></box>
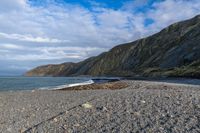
<box><xmin>25</xmin><ymin>15</ymin><xmax>200</xmax><ymax>78</ymax></box>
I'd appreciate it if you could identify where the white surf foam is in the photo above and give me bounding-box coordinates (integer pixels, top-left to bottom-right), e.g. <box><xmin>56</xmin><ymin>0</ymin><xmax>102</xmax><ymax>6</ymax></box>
<box><xmin>38</xmin><ymin>79</ymin><xmax>94</xmax><ymax>90</ymax></box>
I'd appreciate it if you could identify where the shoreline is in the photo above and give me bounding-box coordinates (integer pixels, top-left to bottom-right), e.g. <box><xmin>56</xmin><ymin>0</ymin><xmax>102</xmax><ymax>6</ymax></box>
<box><xmin>1</xmin><ymin>77</ymin><xmax>200</xmax><ymax>92</ymax></box>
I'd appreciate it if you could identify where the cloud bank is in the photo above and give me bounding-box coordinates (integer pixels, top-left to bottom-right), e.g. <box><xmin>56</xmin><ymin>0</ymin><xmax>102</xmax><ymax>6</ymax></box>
<box><xmin>0</xmin><ymin>0</ymin><xmax>200</xmax><ymax>75</ymax></box>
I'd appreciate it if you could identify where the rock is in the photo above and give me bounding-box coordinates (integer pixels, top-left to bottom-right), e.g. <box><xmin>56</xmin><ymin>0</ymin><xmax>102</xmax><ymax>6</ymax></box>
<box><xmin>19</xmin><ymin>127</ymin><xmax>26</xmax><ymax>133</ymax></box>
<box><xmin>96</xmin><ymin>106</ymin><xmax>108</xmax><ymax>111</ymax></box>
<box><xmin>82</xmin><ymin>102</ymin><xmax>93</xmax><ymax>109</ymax></box>
<box><xmin>74</xmin><ymin>124</ymin><xmax>80</xmax><ymax>127</ymax></box>
<box><xmin>53</xmin><ymin>118</ymin><xmax>58</xmax><ymax>122</ymax></box>
<box><xmin>65</xmin><ymin>111</ymin><xmax>68</xmax><ymax>114</ymax></box>
<box><xmin>133</xmin><ymin>112</ymin><xmax>141</xmax><ymax>117</ymax></box>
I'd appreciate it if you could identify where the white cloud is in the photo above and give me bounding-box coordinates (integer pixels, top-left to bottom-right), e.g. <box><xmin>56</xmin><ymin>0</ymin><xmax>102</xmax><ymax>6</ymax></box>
<box><xmin>146</xmin><ymin>0</ymin><xmax>200</xmax><ymax>34</ymax></box>
<box><xmin>0</xmin><ymin>43</ymin><xmax>24</xmax><ymax>49</ymax></box>
<box><xmin>3</xmin><ymin>53</ymin><xmax>82</xmax><ymax>61</ymax></box>
<box><xmin>0</xmin><ymin>0</ymin><xmax>26</xmax><ymax>12</ymax></box>
<box><xmin>0</xmin><ymin>44</ymin><xmax>106</xmax><ymax>61</ymax></box>
<box><xmin>9</xmin><ymin>65</ymin><xmax>31</xmax><ymax>70</ymax></box>
<box><xmin>0</xmin><ymin>0</ymin><xmax>138</xmax><ymax>48</ymax></box>
<box><xmin>0</xmin><ymin>32</ymin><xmax>69</xmax><ymax>43</ymax></box>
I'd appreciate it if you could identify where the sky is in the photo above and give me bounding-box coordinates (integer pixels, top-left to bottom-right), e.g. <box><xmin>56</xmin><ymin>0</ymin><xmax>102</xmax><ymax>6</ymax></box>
<box><xmin>0</xmin><ymin>0</ymin><xmax>200</xmax><ymax>76</ymax></box>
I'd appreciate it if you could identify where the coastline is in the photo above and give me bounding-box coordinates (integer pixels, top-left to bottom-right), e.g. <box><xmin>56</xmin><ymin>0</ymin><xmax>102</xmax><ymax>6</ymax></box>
<box><xmin>0</xmin><ymin>80</ymin><xmax>200</xmax><ymax>132</ymax></box>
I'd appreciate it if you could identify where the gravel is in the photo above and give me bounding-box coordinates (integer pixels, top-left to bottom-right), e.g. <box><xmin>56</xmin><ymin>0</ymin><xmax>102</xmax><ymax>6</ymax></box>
<box><xmin>0</xmin><ymin>80</ymin><xmax>200</xmax><ymax>133</ymax></box>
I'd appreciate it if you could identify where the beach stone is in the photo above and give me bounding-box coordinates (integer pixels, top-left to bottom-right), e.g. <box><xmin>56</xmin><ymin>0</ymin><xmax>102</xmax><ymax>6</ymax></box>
<box><xmin>53</xmin><ymin>118</ymin><xmax>58</xmax><ymax>122</ymax></box>
<box><xmin>133</xmin><ymin>112</ymin><xmax>141</xmax><ymax>116</ymax></box>
<box><xmin>19</xmin><ymin>127</ymin><xmax>26</xmax><ymax>133</ymax></box>
<box><xmin>82</xmin><ymin>102</ymin><xmax>93</xmax><ymax>109</ymax></box>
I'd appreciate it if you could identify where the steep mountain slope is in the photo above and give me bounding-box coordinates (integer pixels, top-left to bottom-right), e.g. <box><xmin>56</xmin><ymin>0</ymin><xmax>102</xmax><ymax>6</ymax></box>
<box><xmin>26</xmin><ymin>15</ymin><xmax>200</xmax><ymax>78</ymax></box>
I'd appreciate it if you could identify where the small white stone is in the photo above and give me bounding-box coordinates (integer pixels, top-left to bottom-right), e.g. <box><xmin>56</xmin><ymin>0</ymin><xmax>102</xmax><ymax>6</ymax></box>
<box><xmin>53</xmin><ymin>118</ymin><xmax>58</xmax><ymax>122</ymax></box>
<box><xmin>133</xmin><ymin>112</ymin><xmax>140</xmax><ymax>116</ymax></box>
<box><xmin>21</xmin><ymin>107</ymin><xmax>25</xmax><ymax>112</ymax></box>
<box><xmin>19</xmin><ymin>127</ymin><xmax>26</xmax><ymax>133</ymax></box>
<box><xmin>103</xmin><ymin>107</ymin><xmax>108</xmax><ymax>111</ymax></box>
<box><xmin>74</xmin><ymin>123</ymin><xmax>80</xmax><ymax>127</ymax></box>
<box><xmin>141</xmin><ymin>100</ymin><xmax>146</xmax><ymax>104</ymax></box>
<box><xmin>65</xmin><ymin>111</ymin><xmax>69</xmax><ymax>114</ymax></box>
<box><xmin>82</xmin><ymin>102</ymin><xmax>93</xmax><ymax>109</ymax></box>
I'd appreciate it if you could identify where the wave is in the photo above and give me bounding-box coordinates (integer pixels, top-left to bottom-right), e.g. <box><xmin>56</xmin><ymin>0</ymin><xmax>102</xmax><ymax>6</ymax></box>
<box><xmin>38</xmin><ymin>79</ymin><xmax>94</xmax><ymax>90</ymax></box>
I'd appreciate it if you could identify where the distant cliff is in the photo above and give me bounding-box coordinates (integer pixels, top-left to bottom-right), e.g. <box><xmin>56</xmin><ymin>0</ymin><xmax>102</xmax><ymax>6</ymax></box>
<box><xmin>26</xmin><ymin>15</ymin><xmax>200</xmax><ymax>78</ymax></box>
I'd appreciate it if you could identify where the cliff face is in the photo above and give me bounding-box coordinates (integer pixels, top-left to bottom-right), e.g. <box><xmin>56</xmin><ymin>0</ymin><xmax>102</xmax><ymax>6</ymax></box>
<box><xmin>26</xmin><ymin>15</ymin><xmax>200</xmax><ymax>78</ymax></box>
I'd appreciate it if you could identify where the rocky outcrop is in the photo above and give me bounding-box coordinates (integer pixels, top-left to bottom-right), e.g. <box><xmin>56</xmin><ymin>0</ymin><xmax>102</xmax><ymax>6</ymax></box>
<box><xmin>26</xmin><ymin>15</ymin><xmax>200</xmax><ymax>78</ymax></box>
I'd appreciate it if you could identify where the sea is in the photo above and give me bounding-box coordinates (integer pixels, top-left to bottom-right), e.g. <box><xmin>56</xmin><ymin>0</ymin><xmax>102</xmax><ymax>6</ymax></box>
<box><xmin>0</xmin><ymin>77</ymin><xmax>95</xmax><ymax>91</ymax></box>
<box><xmin>0</xmin><ymin>76</ymin><xmax>120</xmax><ymax>91</ymax></box>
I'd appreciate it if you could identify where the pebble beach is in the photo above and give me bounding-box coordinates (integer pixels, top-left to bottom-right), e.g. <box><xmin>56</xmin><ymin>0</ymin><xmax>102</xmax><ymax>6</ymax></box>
<box><xmin>1</xmin><ymin>80</ymin><xmax>200</xmax><ymax>133</ymax></box>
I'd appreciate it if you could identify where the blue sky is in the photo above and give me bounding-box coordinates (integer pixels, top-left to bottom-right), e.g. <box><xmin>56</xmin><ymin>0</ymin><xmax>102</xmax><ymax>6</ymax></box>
<box><xmin>0</xmin><ymin>0</ymin><xmax>200</xmax><ymax>76</ymax></box>
<box><xmin>29</xmin><ymin>0</ymin><xmax>154</xmax><ymax>10</ymax></box>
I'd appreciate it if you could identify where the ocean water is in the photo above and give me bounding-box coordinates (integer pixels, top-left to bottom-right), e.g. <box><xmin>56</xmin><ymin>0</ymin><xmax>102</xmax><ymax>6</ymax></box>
<box><xmin>0</xmin><ymin>77</ymin><xmax>93</xmax><ymax>91</ymax></box>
